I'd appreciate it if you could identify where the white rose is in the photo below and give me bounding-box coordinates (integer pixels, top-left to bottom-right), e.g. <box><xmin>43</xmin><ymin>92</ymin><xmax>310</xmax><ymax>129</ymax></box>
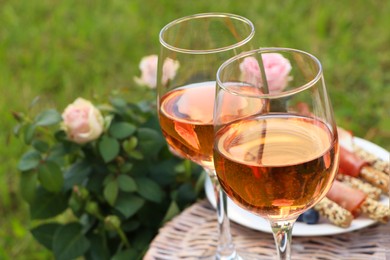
<box><xmin>62</xmin><ymin>98</ymin><xmax>104</xmax><ymax>144</ymax></box>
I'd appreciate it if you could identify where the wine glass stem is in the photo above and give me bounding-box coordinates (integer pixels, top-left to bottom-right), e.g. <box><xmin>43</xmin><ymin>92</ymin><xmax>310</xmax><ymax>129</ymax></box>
<box><xmin>270</xmin><ymin>219</ymin><xmax>296</xmax><ymax>260</ymax></box>
<box><xmin>210</xmin><ymin>172</ymin><xmax>238</xmax><ymax>260</ymax></box>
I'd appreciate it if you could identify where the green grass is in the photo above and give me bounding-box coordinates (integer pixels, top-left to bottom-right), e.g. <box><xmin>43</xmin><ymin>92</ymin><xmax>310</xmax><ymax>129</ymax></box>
<box><xmin>1</xmin><ymin>0</ymin><xmax>389</xmax><ymax>258</ymax></box>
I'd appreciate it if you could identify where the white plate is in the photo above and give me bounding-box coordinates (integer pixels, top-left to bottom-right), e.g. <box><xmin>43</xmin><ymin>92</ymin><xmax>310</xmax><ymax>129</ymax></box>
<box><xmin>205</xmin><ymin>137</ymin><xmax>389</xmax><ymax>236</ymax></box>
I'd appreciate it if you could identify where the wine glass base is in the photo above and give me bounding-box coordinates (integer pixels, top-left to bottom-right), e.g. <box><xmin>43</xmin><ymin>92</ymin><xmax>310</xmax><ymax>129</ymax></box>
<box><xmin>198</xmin><ymin>249</ymin><xmax>259</xmax><ymax>260</ymax></box>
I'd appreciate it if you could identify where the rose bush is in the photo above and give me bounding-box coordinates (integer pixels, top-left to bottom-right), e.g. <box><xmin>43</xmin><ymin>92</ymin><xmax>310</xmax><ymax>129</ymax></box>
<box><xmin>14</xmin><ymin>57</ymin><xmax>202</xmax><ymax>260</ymax></box>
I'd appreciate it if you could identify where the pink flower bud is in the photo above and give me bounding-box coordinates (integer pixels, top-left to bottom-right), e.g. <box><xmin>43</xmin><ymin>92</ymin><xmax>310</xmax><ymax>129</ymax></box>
<box><xmin>62</xmin><ymin>98</ymin><xmax>104</xmax><ymax>144</ymax></box>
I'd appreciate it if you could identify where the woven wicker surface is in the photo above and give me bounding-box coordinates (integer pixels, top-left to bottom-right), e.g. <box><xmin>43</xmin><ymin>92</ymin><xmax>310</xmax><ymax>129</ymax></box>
<box><xmin>145</xmin><ymin>199</ymin><xmax>390</xmax><ymax>260</ymax></box>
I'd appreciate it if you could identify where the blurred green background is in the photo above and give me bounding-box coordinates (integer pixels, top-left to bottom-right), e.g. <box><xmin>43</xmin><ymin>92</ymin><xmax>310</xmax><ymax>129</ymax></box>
<box><xmin>1</xmin><ymin>0</ymin><xmax>389</xmax><ymax>259</ymax></box>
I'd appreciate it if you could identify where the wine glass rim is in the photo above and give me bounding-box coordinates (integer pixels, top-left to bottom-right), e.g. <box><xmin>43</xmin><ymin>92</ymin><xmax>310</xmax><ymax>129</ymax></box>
<box><xmin>216</xmin><ymin>47</ymin><xmax>324</xmax><ymax>99</ymax></box>
<box><xmin>159</xmin><ymin>12</ymin><xmax>255</xmax><ymax>54</ymax></box>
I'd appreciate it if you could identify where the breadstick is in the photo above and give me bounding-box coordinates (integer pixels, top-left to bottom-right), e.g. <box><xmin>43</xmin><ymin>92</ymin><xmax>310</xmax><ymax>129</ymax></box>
<box><xmin>360</xmin><ymin>166</ymin><xmax>389</xmax><ymax>194</ymax></box>
<box><xmin>314</xmin><ymin>197</ymin><xmax>353</xmax><ymax>228</ymax></box>
<box><xmin>360</xmin><ymin>197</ymin><xmax>390</xmax><ymax>223</ymax></box>
<box><xmin>336</xmin><ymin>174</ymin><xmax>382</xmax><ymax>200</ymax></box>
<box><xmin>353</xmin><ymin>145</ymin><xmax>389</xmax><ymax>175</ymax></box>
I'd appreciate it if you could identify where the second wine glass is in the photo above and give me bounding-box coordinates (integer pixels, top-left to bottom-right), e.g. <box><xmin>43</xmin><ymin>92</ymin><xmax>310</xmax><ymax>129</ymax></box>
<box><xmin>157</xmin><ymin>13</ymin><xmax>255</xmax><ymax>259</ymax></box>
<box><xmin>213</xmin><ymin>48</ymin><xmax>340</xmax><ymax>259</ymax></box>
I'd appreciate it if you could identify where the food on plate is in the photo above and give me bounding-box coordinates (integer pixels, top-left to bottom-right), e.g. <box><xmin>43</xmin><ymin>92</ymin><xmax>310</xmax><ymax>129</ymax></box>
<box><xmin>339</xmin><ymin>146</ymin><xmax>389</xmax><ymax>193</ymax></box>
<box><xmin>353</xmin><ymin>145</ymin><xmax>390</xmax><ymax>175</ymax></box>
<box><xmin>297</xmin><ymin>208</ymin><xmax>320</xmax><ymax>224</ymax></box>
<box><xmin>314</xmin><ymin>197</ymin><xmax>353</xmax><ymax>228</ymax></box>
<box><xmin>326</xmin><ymin>180</ymin><xmax>367</xmax><ymax>217</ymax></box>
<box><xmin>338</xmin><ymin>125</ymin><xmax>389</xmax><ymax>175</ymax></box>
<box><xmin>360</xmin><ymin>197</ymin><xmax>390</xmax><ymax>223</ymax></box>
<box><xmin>316</xmin><ymin>180</ymin><xmax>389</xmax><ymax>228</ymax></box>
<box><xmin>336</xmin><ymin>174</ymin><xmax>382</xmax><ymax>200</ymax></box>
<box><xmin>339</xmin><ymin>146</ymin><xmax>368</xmax><ymax>177</ymax></box>
<box><xmin>325</xmin><ymin>179</ymin><xmax>390</xmax><ymax>224</ymax></box>
<box><xmin>359</xmin><ymin>166</ymin><xmax>389</xmax><ymax>193</ymax></box>
<box><xmin>308</xmin><ymin>127</ymin><xmax>390</xmax><ymax>228</ymax></box>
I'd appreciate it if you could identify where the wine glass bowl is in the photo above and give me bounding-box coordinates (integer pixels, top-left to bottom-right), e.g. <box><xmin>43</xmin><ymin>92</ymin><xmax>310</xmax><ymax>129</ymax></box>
<box><xmin>158</xmin><ymin>13</ymin><xmax>255</xmax><ymax>171</ymax></box>
<box><xmin>213</xmin><ymin>48</ymin><xmax>339</xmax><ymax>259</ymax></box>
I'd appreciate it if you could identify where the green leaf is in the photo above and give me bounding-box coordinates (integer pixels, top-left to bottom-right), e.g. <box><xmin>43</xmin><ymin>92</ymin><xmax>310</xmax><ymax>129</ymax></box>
<box><xmin>109</xmin><ymin>122</ymin><xmax>136</xmax><ymax>139</ymax></box>
<box><xmin>24</xmin><ymin>124</ymin><xmax>36</xmax><ymax>144</ymax></box>
<box><xmin>119</xmin><ymin>162</ymin><xmax>133</xmax><ymax>174</ymax></box>
<box><xmin>31</xmin><ymin>223</ymin><xmax>62</xmax><ymax>250</ymax></box>
<box><xmin>194</xmin><ymin>170</ymin><xmax>206</xmax><ymax>194</ymax></box>
<box><xmin>177</xmin><ymin>183</ymin><xmax>197</xmax><ymax>203</ymax></box>
<box><xmin>104</xmin><ymin>179</ymin><xmax>118</xmax><ymax>206</ymax></box>
<box><xmin>118</xmin><ymin>175</ymin><xmax>137</xmax><ymax>192</ymax></box>
<box><xmin>18</xmin><ymin>150</ymin><xmax>41</xmax><ymax>171</ymax></box>
<box><xmin>122</xmin><ymin>220</ymin><xmax>140</xmax><ymax>232</ymax></box>
<box><xmin>86</xmin><ymin>171</ymin><xmax>105</xmax><ymax>194</ymax></box>
<box><xmin>32</xmin><ymin>140</ymin><xmax>49</xmax><ymax>153</ymax></box>
<box><xmin>137</xmin><ymin>128</ymin><xmax>164</xmax><ymax>157</ymax></box>
<box><xmin>63</xmin><ymin>161</ymin><xmax>91</xmax><ymax>190</ymax></box>
<box><xmin>98</xmin><ymin>135</ymin><xmax>120</xmax><ymax>162</ymax></box>
<box><xmin>114</xmin><ymin>193</ymin><xmax>144</xmax><ymax>218</ymax></box>
<box><xmin>86</xmin><ymin>233</ymin><xmax>110</xmax><ymax>260</ymax></box>
<box><xmin>128</xmin><ymin>150</ymin><xmax>144</xmax><ymax>160</ymax></box>
<box><xmin>53</xmin><ymin>223</ymin><xmax>90</xmax><ymax>260</ymax></box>
<box><xmin>103</xmin><ymin>174</ymin><xmax>116</xmax><ymax>187</ymax></box>
<box><xmin>34</xmin><ymin>109</ymin><xmax>62</xmax><ymax>126</ymax></box>
<box><xmin>19</xmin><ymin>171</ymin><xmax>37</xmax><ymax>203</ymax></box>
<box><xmin>132</xmin><ymin>229</ymin><xmax>154</xmax><ymax>250</ymax></box>
<box><xmin>54</xmin><ymin>130</ymin><xmax>67</xmax><ymax>142</ymax></box>
<box><xmin>149</xmin><ymin>160</ymin><xmax>178</xmax><ymax>186</ymax></box>
<box><xmin>111</xmin><ymin>249</ymin><xmax>138</xmax><ymax>260</ymax></box>
<box><xmin>137</xmin><ymin>203</ymin><xmax>165</xmax><ymax>228</ymax></box>
<box><xmin>163</xmin><ymin>201</ymin><xmax>180</xmax><ymax>223</ymax></box>
<box><xmin>110</xmin><ymin>97</ymin><xmax>127</xmax><ymax>110</ymax></box>
<box><xmin>30</xmin><ymin>188</ymin><xmax>68</xmax><ymax>219</ymax></box>
<box><xmin>38</xmin><ymin>161</ymin><xmax>64</xmax><ymax>193</ymax></box>
<box><xmin>48</xmin><ymin>143</ymin><xmax>71</xmax><ymax>159</ymax></box>
<box><xmin>135</xmin><ymin>177</ymin><xmax>164</xmax><ymax>203</ymax></box>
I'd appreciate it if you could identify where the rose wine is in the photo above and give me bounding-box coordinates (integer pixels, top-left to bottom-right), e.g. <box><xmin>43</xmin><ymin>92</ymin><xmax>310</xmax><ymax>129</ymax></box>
<box><xmin>214</xmin><ymin>114</ymin><xmax>339</xmax><ymax>220</ymax></box>
<box><xmin>159</xmin><ymin>82</ymin><xmax>215</xmax><ymax>169</ymax></box>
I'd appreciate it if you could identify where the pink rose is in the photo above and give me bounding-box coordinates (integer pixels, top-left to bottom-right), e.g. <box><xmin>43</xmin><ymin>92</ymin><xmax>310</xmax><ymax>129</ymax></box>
<box><xmin>134</xmin><ymin>55</ymin><xmax>179</xmax><ymax>88</ymax></box>
<box><xmin>239</xmin><ymin>53</ymin><xmax>292</xmax><ymax>93</ymax></box>
<box><xmin>134</xmin><ymin>55</ymin><xmax>158</xmax><ymax>88</ymax></box>
<box><xmin>62</xmin><ymin>98</ymin><xmax>104</xmax><ymax>144</ymax></box>
<box><xmin>161</xmin><ymin>57</ymin><xmax>179</xmax><ymax>86</ymax></box>
<box><xmin>239</xmin><ymin>57</ymin><xmax>262</xmax><ymax>88</ymax></box>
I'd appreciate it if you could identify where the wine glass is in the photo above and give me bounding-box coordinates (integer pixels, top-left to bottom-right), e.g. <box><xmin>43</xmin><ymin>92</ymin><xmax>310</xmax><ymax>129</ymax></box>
<box><xmin>157</xmin><ymin>13</ymin><xmax>255</xmax><ymax>259</ymax></box>
<box><xmin>213</xmin><ymin>47</ymin><xmax>339</xmax><ymax>259</ymax></box>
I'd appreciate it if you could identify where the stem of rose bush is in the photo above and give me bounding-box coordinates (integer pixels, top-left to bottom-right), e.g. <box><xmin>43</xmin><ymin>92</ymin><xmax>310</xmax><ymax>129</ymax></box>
<box><xmin>116</xmin><ymin>227</ymin><xmax>131</xmax><ymax>248</ymax></box>
<box><xmin>104</xmin><ymin>215</ymin><xmax>131</xmax><ymax>248</ymax></box>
